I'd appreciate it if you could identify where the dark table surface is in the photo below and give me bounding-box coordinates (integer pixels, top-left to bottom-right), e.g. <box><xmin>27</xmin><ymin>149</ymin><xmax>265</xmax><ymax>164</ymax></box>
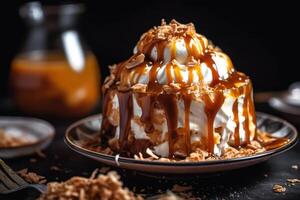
<box><xmin>1</xmin><ymin>102</ymin><xmax>300</xmax><ymax>200</ymax></box>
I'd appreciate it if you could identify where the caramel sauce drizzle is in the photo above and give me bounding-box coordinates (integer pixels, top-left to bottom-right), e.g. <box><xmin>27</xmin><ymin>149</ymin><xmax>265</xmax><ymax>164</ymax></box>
<box><xmin>100</xmin><ymin>90</ymin><xmax>113</xmax><ymax>135</ymax></box>
<box><xmin>166</xmin><ymin>63</ymin><xmax>173</xmax><ymax>84</ymax></box>
<box><xmin>157</xmin><ymin>94</ymin><xmax>178</xmax><ymax>157</ymax></box>
<box><xmin>248</xmin><ymin>82</ymin><xmax>257</xmax><ymax>138</ymax></box>
<box><xmin>147</xmin><ymin>63</ymin><xmax>161</xmax><ymax>92</ymax></box>
<box><xmin>172</xmin><ymin>62</ymin><xmax>183</xmax><ymax>83</ymax></box>
<box><xmin>203</xmin><ymin>52</ymin><xmax>220</xmax><ymax>87</ymax></box>
<box><xmin>233</xmin><ymin>99</ymin><xmax>240</xmax><ymax>147</ymax></box>
<box><xmin>183</xmin><ymin>95</ymin><xmax>192</xmax><ymax>154</ymax></box>
<box><xmin>203</xmin><ymin>91</ymin><xmax>225</xmax><ymax>152</ymax></box>
<box><xmin>243</xmin><ymin>85</ymin><xmax>251</xmax><ymax>144</ymax></box>
<box><xmin>117</xmin><ymin>91</ymin><xmax>133</xmax><ymax>150</ymax></box>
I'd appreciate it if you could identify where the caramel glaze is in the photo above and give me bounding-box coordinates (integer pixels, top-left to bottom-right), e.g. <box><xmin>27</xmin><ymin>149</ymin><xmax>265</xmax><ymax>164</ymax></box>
<box><xmin>100</xmin><ymin>24</ymin><xmax>258</xmax><ymax>158</ymax></box>
<box><xmin>203</xmin><ymin>91</ymin><xmax>225</xmax><ymax>152</ymax></box>
<box><xmin>117</xmin><ymin>91</ymin><xmax>133</xmax><ymax>150</ymax></box>
<box><xmin>233</xmin><ymin>99</ymin><xmax>240</xmax><ymax>147</ymax></box>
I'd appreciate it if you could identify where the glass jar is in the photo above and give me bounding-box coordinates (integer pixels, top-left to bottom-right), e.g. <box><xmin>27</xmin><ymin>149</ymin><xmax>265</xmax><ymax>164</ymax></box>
<box><xmin>10</xmin><ymin>2</ymin><xmax>100</xmax><ymax>118</ymax></box>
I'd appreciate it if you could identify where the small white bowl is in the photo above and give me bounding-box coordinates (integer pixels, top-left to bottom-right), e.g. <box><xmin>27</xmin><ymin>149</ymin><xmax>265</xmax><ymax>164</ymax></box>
<box><xmin>0</xmin><ymin>116</ymin><xmax>55</xmax><ymax>158</ymax></box>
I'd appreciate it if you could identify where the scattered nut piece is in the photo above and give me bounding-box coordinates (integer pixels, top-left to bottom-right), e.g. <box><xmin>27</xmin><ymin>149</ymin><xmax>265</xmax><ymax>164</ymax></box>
<box><xmin>17</xmin><ymin>168</ymin><xmax>47</xmax><ymax>184</ymax></box>
<box><xmin>29</xmin><ymin>158</ymin><xmax>37</xmax><ymax>163</ymax></box>
<box><xmin>99</xmin><ymin>167</ymin><xmax>111</xmax><ymax>174</ymax></box>
<box><xmin>50</xmin><ymin>166</ymin><xmax>61</xmax><ymax>172</ymax></box>
<box><xmin>273</xmin><ymin>184</ymin><xmax>286</xmax><ymax>193</ymax></box>
<box><xmin>171</xmin><ymin>184</ymin><xmax>192</xmax><ymax>193</ymax></box>
<box><xmin>35</xmin><ymin>149</ymin><xmax>46</xmax><ymax>158</ymax></box>
<box><xmin>287</xmin><ymin>178</ymin><xmax>300</xmax><ymax>184</ymax></box>
<box><xmin>125</xmin><ymin>54</ymin><xmax>145</xmax><ymax>69</ymax></box>
<box><xmin>146</xmin><ymin>148</ymin><xmax>159</xmax><ymax>159</ymax></box>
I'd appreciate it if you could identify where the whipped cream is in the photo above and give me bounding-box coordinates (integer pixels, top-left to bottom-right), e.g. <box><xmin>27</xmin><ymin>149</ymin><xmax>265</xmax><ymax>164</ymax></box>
<box><xmin>125</xmin><ymin>51</ymin><xmax>234</xmax><ymax>87</ymax></box>
<box><xmin>125</xmin><ymin>22</ymin><xmax>235</xmax><ymax>87</ymax></box>
<box><xmin>107</xmin><ymin>92</ymin><xmax>255</xmax><ymax>156</ymax></box>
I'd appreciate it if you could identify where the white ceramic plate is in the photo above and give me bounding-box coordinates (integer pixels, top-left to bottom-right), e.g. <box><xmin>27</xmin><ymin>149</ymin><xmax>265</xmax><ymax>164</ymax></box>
<box><xmin>65</xmin><ymin>112</ymin><xmax>298</xmax><ymax>174</ymax></box>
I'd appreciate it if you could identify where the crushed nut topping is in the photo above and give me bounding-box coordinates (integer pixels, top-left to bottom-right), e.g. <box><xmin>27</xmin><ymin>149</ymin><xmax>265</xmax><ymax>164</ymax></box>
<box><xmin>125</xmin><ymin>54</ymin><xmax>145</xmax><ymax>69</ymax></box>
<box><xmin>38</xmin><ymin>170</ymin><xmax>142</xmax><ymax>200</ymax></box>
<box><xmin>135</xmin><ymin>19</ymin><xmax>201</xmax><ymax>54</ymax></box>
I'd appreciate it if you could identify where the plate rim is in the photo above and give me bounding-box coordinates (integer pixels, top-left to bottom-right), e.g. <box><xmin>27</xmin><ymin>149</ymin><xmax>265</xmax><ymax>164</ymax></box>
<box><xmin>65</xmin><ymin>112</ymin><xmax>298</xmax><ymax>167</ymax></box>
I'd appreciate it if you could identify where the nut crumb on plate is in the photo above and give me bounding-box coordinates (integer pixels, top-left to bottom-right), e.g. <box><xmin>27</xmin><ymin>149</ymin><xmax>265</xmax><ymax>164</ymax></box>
<box><xmin>171</xmin><ymin>184</ymin><xmax>192</xmax><ymax>192</ymax></box>
<box><xmin>273</xmin><ymin>184</ymin><xmax>286</xmax><ymax>193</ymax></box>
<box><xmin>17</xmin><ymin>168</ymin><xmax>47</xmax><ymax>184</ymax></box>
<box><xmin>287</xmin><ymin>178</ymin><xmax>300</xmax><ymax>184</ymax></box>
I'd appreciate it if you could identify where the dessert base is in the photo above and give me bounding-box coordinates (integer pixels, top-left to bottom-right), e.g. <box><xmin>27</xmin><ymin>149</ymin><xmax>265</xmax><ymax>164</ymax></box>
<box><xmin>75</xmin><ymin>130</ymin><xmax>289</xmax><ymax>162</ymax></box>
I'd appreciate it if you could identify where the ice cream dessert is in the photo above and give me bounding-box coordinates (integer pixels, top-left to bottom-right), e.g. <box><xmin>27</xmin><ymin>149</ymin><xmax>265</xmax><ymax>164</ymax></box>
<box><xmin>100</xmin><ymin>20</ymin><xmax>256</xmax><ymax>159</ymax></box>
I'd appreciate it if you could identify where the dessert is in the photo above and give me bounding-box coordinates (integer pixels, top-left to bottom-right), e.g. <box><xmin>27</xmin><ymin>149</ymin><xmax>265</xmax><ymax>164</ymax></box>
<box><xmin>100</xmin><ymin>19</ymin><xmax>256</xmax><ymax>159</ymax></box>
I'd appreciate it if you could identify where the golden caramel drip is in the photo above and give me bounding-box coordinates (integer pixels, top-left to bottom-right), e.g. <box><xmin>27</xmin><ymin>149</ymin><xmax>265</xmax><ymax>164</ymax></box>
<box><xmin>183</xmin><ymin>95</ymin><xmax>192</xmax><ymax>154</ymax></box>
<box><xmin>117</xmin><ymin>91</ymin><xmax>133</xmax><ymax>150</ymax></box>
<box><xmin>233</xmin><ymin>99</ymin><xmax>240</xmax><ymax>147</ymax></box>
<box><xmin>203</xmin><ymin>91</ymin><xmax>225</xmax><ymax>152</ymax></box>
<box><xmin>157</xmin><ymin>94</ymin><xmax>178</xmax><ymax>157</ymax></box>
<box><xmin>243</xmin><ymin>85</ymin><xmax>251</xmax><ymax>144</ymax></box>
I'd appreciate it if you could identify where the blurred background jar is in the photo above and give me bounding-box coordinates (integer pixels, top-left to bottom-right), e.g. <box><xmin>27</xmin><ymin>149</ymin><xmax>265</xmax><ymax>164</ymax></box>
<box><xmin>10</xmin><ymin>2</ymin><xmax>100</xmax><ymax>118</ymax></box>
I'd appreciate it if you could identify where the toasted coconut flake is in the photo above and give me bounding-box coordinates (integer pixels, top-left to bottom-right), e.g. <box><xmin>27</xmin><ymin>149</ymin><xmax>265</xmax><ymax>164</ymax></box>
<box><xmin>171</xmin><ymin>184</ymin><xmax>192</xmax><ymax>193</ymax></box>
<box><xmin>90</xmin><ymin>168</ymin><xmax>99</xmax><ymax>179</ymax></box>
<box><xmin>157</xmin><ymin>191</ymin><xmax>183</xmax><ymax>200</ymax></box>
<box><xmin>35</xmin><ymin>149</ymin><xmax>46</xmax><ymax>158</ymax></box>
<box><xmin>138</xmin><ymin>152</ymin><xmax>144</xmax><ymax>160</ymax></box>
<box><xmin>125</xmin><ymin>54</ymin><xmax>145</xmax><ymax>69</ymax></box>
<box><xmin>30</xmin><ymin>158</ymin><xmax>37</xmax><ymax>163</ymax></box>
<box><xmin>99</xmin><ymin>167</ymin><xmax>111</xmax><ymax>174</ymax></box>
<box><xmin>17</xmin><ymin>168</ymin><xmax>47</xmax><ymax>184</ymax></box>
<box><xmin>146</xmin><ymin>148</ymin><xmax>159</xmax><ymax>159</ymax></box>
<box><xmin>38</xmin><ymin>171</ymin><xmax>143</xmax><ymax>200</ymax></box>
<box><xmin>50</xmin><ymin>166</ymin><xmax>61</xmax><ymax>172</ymax></box>
<box><xmin>287</xmin><ymin>178</ymin><xmax>300</xmax><ymax>184</ymax></box>
<box><xmin>131</xmin><ymin>84</ymin><xmax>147</xmax><ymax>93</ymax></box>
<box><xmin>273</xmin><ymin>184</ymin><xmax>286</xmax><ymax>193</ymax></box>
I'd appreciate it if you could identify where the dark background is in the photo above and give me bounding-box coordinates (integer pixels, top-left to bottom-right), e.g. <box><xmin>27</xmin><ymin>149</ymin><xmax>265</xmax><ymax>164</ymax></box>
<box><xmin>0</xmin><ymin>1</ymin><xmax>299</xmax><ymax>99</ymax></box>
<box><xmin>1</xmin><ymin>2</ymin><xmax>300</xmax><ymax>200</ymax></box>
